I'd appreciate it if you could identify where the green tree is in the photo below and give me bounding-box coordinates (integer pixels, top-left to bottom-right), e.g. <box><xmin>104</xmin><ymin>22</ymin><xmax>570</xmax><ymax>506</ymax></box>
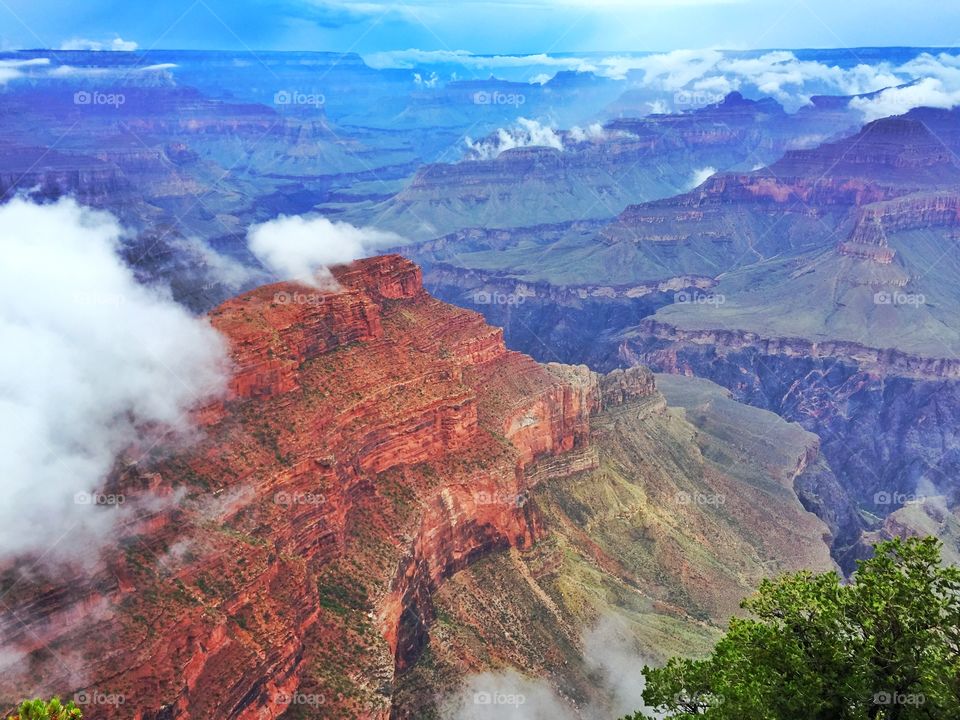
<box><xmin>5</xmin><ymin>698</ymin><xmax>81</xmax><ymax>720</ymax></box>
<box><xmin>625</xmin><ymin>536</ymin><xmax>960</xmax><ymax>719</ymax></box>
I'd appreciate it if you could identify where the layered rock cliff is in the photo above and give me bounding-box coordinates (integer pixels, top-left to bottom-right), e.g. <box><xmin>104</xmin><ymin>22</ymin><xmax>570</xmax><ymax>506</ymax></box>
<box><xmin>0</xmin><ymin>255</ymin><xmax>842</xmax><ymax>719</ymax></box>
<box><xmin>621</xmin><ymin>327</ymin><xmax>960</xmax><ymax>571</ymax></box>
<box><xmin>0</xmin><ymin>255</ymin><xmax>604</xmax><ymax>719</ymax></box>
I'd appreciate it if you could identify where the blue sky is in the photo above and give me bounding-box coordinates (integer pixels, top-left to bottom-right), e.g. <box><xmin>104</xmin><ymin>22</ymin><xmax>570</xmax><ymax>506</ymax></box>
<box><xmin>1</xmin><ymin>0</ymin><xmax>959</xmax><ymax>54</ymax></box>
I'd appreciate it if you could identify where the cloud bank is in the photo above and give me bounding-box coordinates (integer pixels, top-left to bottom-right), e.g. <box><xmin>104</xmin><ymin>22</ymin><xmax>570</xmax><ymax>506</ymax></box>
<box><xmin>688</xmin><ymin>166</ymin><xmax>718</xmax><ymax>189</ymax></box>
<box><xmin>368</xmin><ymin>47</ymin><xmax>960</xmax><ymax>119</ymax></box>
<box><xmin>248</xmin><ymin>214</ymin><xmax>405</xmax><ymax>286</ymax></box>
<box><xmin>0</xmin><ymin>57</ymin><xmax>50</xmax><ymax>84</ymax></box>
<box><xmin>465</xmin><ymin>118</ymin><xmax>566</xmax><ymax>159</ymax></box>
<box><xmin>0</xmin><ymin>198</ymin><xmax>228</xmax><ymax>561</ymax></box>
<box><xmin>442</xmin><ymin>615</ymin><xmax>656</xmax><ymax>719</ymax></box>
<box><xmin>60</xmin><ymin>36</ymin><xmax>138</xmax><ymax>51</ymax></box>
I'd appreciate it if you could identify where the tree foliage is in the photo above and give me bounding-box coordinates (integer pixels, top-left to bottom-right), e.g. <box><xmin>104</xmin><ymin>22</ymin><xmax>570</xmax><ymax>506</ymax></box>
<box><xmin>5</xmin><ymin>698</ymin><xmax>81</xmax><ymax>720</ymax></box>
<box><xmin>626</xmin><ymin>536</ymin><xmax>960</xmax><ymax>719</ymax></box>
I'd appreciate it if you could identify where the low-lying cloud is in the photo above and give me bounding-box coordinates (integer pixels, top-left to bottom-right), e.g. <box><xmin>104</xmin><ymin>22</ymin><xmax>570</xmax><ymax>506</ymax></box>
<box><xmin>443</xmin><ymin>670</ymin><xmax>578</xmax><ymax>720</ymax></box>
<box><xmin>465</xmin><ymin>117</ymin><xmax>565</xmax><ymax>159</ymax></box>
<box><xmin>0</xmin><ymin>57</ymin><xmax>50</xmax><ymax>84</ymax></box>
<box><xmin>248</xmin><ymin>214</ymin><xmax>405</xmax><ymax>286</ymax></box>
<box><xmin>688</xmin><ymin>166</ymin><xmax>717</xmax><ymax>189</ymax></box>
<box><xmin>0</xmin><ymin>198</ymin><xmax>228</xmax><ymax>561</ymax></box>
<box><xmin>366</xmin><ymin>47</ymin><xmax>960</xmax><ymax>119</ymax></box>
<box><xmin>851</xmin><ymin>77</ymin><xmax>960</xmax><ymax>122</ymax></box>
<box><xmin>443</xmin><ymin>615</ymin><xmax>657</xmax><ymax>719</ymax></box>
<box><xmin>60</xmin><ymin>36</ymin><xmax>139</xmax><ymax>52</ymax></box>
<box><xmin>465</xmin><ymin>118</ymin><xmax>615</xmax><ymax>159</ymax></box>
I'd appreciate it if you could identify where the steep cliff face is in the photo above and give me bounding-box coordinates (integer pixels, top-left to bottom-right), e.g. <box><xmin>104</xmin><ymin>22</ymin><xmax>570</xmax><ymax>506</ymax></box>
<box><xmin>847</xmin><ymin>192</ymin><xmax>960</xmax><ymax>245</ymax></box>
<box><xmin>0</xmin><ymin>255</ymin><xmax>845</xmax><ymax>719</ymax></box>
<box><xmin>0</xmin><ymin>146</ymin><xmax>130</xmax><ymax>203</ymax></box>
<box><xmin>394</xmin><ymin>371</ymin><xmax>835</xmax><ymax>718</ymax></box>
<box><xmin>0</xmin><ymin>255</ymin><xmax>606</xmax><ymax>719</ymax></box>
<box><xmin>622</xmin><ymin>331</ymin><xmax>960</xmax><ymax>571</ymax></box>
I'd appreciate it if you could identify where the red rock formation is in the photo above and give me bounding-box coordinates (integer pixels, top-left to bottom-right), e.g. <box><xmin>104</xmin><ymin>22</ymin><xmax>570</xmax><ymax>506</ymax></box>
<box><xmin>0</xmin><ymin>255</ymin><xmax>602</xmax><ymax>720</ymax></box>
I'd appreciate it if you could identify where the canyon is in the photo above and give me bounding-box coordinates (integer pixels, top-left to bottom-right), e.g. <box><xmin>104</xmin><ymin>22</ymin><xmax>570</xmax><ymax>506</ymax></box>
<box><xmin>399</xmin><ymin>109</ymin><xmax>960</xmax><ymax>575</ymax></box>
<box><xmin>0</xmin><ymin>256</ymin><xmax>836</xmax><ymax>718</ymax></box>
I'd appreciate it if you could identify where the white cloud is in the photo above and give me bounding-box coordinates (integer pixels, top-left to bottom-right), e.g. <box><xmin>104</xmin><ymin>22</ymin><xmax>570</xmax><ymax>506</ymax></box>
<box><xmin>0</xmin><ymin>198</ymin><xmax>228</xmax><ymax>561</ymax></box>
<box><xmin>60</xmin><ymin>36</ymin><xmax>138</xmax><ymax>52</ymax></box>
<box><xmin>413</xmin><ymin>71</ymin><xmax>440</xmax><ymax>88</ymax></box>
<box><xmin>850</xmin><ymin>76</ymin><xmax>960</xmax><ymax>121</ymax></box>
<box><xmin>582</xmin><ymin>616</ymin><xmax>655</xmax><ymax>717</ymax></box>
<box><xmin>0</xmin><ymin>57</ymin><xmax>50</xmax><ymax>84</ymax></box>
<box><xmin>568</xmin><ymin>122</ymin><xmax>607</xmax><ymax>143</ymax></box>
<box><xmin>646</xmin><ymin>99</ymin><xmax>670</xmax><ymax>114</ymax></box>
<box><xmin>608</xmin><ymin>48</ymin><xmax>724</xmax><ymax>85</ymax></box>
<box><xmin>247</xmin><ymin>214</ymin><xmax>405</xmax><ymax>286</ymax></box>
<box><xmin>465</xmin><ymin>117</ymin><xmax>565</xmax><ymax>159</ymax></box>
<box><xmin>367</xmin><ymin>47</ymin><xmax>960</xmax><ymax>119</ymax></box>
<box><xmin>48</xmin><ymin>62</ymin><xmax>176</xmax><ymax>79</ymax></box>
<box><xmin>441</xmin><ymin>616</ymin><xmax>657</xmax><ymax>719</ymax></box>
<box><xmin>364</xmin><ymin>48</ymin><xmax>595</xmax><ymax>72</ymax></box>
<box><xmin>173</xmin><ymin>236</ymin><xmax>265</xmax><ymax>290</ymax></box>
<box><xmin>443</xmin><ymin>670</ymin><xmax>578</xmax><ymax>720</ymax></box>
<box><xmin>689</xmin><ymin>166</ymin><xmax>717</xmax><ymax>189</ymax></box>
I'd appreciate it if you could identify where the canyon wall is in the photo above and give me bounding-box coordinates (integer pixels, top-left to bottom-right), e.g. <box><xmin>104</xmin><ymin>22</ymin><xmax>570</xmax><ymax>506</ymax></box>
<box><xmin>0</xmin><ymin>255</ymin><xmax>610</xmax><ymax>719</ymax></box>
<box><xmin>621</xmin><ymin>326</ymin><xmax>960</xmax><ymax>571</ymax></box>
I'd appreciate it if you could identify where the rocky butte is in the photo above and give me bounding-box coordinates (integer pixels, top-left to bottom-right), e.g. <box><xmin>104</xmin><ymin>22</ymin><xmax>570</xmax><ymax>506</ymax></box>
<box><xmin>0</xmin><ymin>255</ymin><xmax>836</xmax><ymax>719</ymax></box>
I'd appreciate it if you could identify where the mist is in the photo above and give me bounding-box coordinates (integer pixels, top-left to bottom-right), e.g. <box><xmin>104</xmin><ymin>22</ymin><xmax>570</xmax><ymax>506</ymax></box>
<box><xmin>0</xmin><ymin>197</ymin><xmax>228</xmax><ymax>561</ymax></box>
<box><xmin>247</xmin><ymin>214</ymin><xmax>405</xmax><ymax>287</ymax></box>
